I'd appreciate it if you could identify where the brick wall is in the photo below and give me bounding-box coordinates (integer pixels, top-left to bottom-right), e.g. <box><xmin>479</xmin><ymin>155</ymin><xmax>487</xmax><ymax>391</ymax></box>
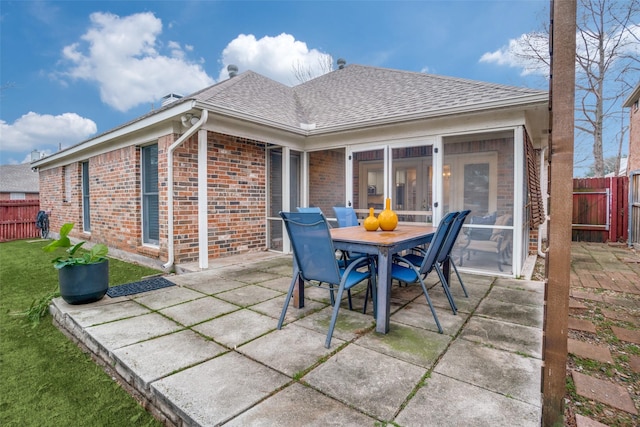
<box><xmin>39</xmin><ymin>130</ymin><xmax>267</xmax><ymax>266</ymax></box>
<box><xmin>309</xmin><ymin>149</ymin><xmax>345</xmax><ymax>214</ymax></box>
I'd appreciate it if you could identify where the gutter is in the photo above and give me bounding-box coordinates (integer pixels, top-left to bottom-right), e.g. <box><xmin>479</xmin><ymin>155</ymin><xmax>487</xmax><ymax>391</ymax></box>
<box><xmin>162</xmin><ymin>109</ymin><xmax>208</xmax><ymax>270</ymax></box>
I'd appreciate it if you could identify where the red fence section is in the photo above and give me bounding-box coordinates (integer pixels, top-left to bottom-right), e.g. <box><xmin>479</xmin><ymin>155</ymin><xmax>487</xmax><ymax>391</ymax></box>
<box><xmin>572</xmin><ymin>177</ymin><xmax>628</xmax><ymax>243</ymax></box>
<box><xmin>0</xmin><ymin>200</ymin><xmax>41</xmax><ymax>242</ymax></box>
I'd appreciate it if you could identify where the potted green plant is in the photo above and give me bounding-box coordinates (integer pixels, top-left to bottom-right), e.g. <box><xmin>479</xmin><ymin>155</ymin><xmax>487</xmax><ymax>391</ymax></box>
<box><xmin>43</xmin><ymin>222</ymin><xmax>109</xmax><ymax>304</ymax></box>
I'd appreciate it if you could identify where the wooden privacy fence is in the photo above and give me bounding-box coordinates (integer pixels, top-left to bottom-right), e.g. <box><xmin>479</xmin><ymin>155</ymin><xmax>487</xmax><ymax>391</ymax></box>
<box><xmin>572</xmin><ymin>177</ymin><xmax>628</xmax><ymax>243</ymax></box>
<box><xmin>0</xmin><ymin>200</ymin><xmax>41</xmax><ymax>242</ymax></box>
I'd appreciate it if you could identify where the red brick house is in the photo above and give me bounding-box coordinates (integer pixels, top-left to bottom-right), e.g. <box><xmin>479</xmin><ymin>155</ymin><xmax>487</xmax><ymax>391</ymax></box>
<box><xmin>31</xmin><ymin>64</ymin><xmax>548</xmax><ymax>277</ymax></box>
<box><xmin>623</xmin><ymin>82</ymin><xmax>640</xmax><ymax>249</ymax></box>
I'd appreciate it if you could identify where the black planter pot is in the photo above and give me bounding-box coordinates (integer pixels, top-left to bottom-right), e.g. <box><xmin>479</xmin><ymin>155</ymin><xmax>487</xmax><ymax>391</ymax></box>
<box><xmin>58</xmin><ymin>260</ymin><xmax>109</xmax><ymax>304</ymax></box>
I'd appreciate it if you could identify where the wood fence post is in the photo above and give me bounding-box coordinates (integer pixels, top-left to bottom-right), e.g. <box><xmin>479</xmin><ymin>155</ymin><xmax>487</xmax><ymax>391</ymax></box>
<box><xmin>542</xmin><ymin>0</ymin><xmax>576</xmax><ymax>425</ymax></box>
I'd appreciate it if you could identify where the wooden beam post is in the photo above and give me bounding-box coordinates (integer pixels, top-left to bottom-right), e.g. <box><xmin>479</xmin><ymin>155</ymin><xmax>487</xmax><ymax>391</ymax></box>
<box><xmin>542</xmin><ymin>0</ymin><xmax>576</xmax><ymax>425</ymax></box>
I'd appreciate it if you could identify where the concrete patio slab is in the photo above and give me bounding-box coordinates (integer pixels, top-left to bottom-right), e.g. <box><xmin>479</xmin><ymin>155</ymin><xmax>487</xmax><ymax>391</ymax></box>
<box><xmin>304</xmin><ymin>343</ymin><xmax>426</xmax><ymax>421</ymax></box>
<box><xmin>251</xmin><ymin>294</ymin><xmax>327</xmax><ymax>324</ymax></box>
<box><xmin>460</xmin><ymin>316</ymin><xmax>543</xmax><ymax>358</ymax></box>
<box><xmin>435</xmin><ymin>339</ymin><xmax>542</xmax><ymax>407</ymax></box>
<box><xmin>224</xmin><ymin>382</ymin><xmax>377</xmax><ymax>426</ymax></box>
<box><xmin>86</xmin><ymin>312</ymin><xmax>182</xmax><ymax>350</ymax></box>
<box><xmin>159</xmin><ymin>296</ymin><xmax>240</xmax><ymax>326</ymax></box>
<box><xmin>355</xmin><ymin>321</ymin><xmax>452</xmax><ymax>368</ymax></box>
<box><xmin>192</xmin><ymin>309</ymin><xmax>275</xmax><ymax>348</ymax></box>
<box><xmin>113</xmin><ymin>329</ymin><xmax>226</xmax><ymax>386</ymax></box>
<box><xmin>179</xmin><ymin>276</ymin><xmax>248</xmax><ymax>295</ymax></box>
<box><xmin>392</xmin><ymin>300</ymin><xmax>469</xmax><ymax>335</ymax></box>
<box><xmin>293</xmin><ymin>305</ymin><xmax>375</xmax><ymax>343</ymax></box>
<box><xmin>237</xmin><ymin>323</ymin><xmax>340</xmax><ymax>376</ymax></box>
<box><xmin>152</xmin><ymin>352</ymin><xmax>290</xmax><ymax>426</ymax></box>
<box><xmin>395</xmin><ymin>372</ymin><xmax>541</xmax><ymax>427</ymax></box>
<box><xmin>62</xmin><ymin>299</ymin><xmax>151</xmax><ymax>327</ymax></box>
<box><xmin>132</xmin><ymin>286</ymin><xmax>207</xmax><ymax>310</ymax></box>
<box><xmin>475</xmin><ymin>298</ymin><xmax>544</xmax><ymax>328</ymax></box>
<box><xmin>214</xmin><ymin>284</ymin><xmax>283</xmax><ymax>307</ymax></box>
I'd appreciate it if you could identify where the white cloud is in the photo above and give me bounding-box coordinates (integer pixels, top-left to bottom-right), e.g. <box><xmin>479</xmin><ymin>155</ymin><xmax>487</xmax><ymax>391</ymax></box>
<box><xmin>0</xmin><ymin>112</ymin><xmax>97</xmax><ymax>156</ymax></box>
<box><xmin>60</xmin><ymin>12</ymin><xmax>215</xmax><ymax>112</ymax></box>
<box><xmin>479</xmin><ymin>32</ymin><xmax>550</xmax><ymax>76</ymax></box>
<box><xmin>219</xmin><ymin>33</ymin><xmax>333</xmax><ymax>85</ymax></box>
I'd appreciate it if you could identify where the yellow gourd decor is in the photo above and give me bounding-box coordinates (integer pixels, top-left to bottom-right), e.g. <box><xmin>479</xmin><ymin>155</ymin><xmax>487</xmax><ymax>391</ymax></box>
<box><xmin>378</xmin><ymin>198</ymin><xmax>398</xmax><ymax>231</ymax></box>
<box><xmin>363</xmin><ymin>207</ymin><xmax>379</xmax><ymax>231</ymax></box>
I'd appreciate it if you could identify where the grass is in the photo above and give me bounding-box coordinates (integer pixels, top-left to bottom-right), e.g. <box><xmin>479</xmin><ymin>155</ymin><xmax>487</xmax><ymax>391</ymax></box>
<box><xmin>0</xmin><ymin>239</ymin><xmax>162</xmax><ymax>426</ymax></box>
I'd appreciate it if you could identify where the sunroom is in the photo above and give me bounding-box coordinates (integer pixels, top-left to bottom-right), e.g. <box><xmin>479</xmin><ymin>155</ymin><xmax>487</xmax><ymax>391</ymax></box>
<box><xmin>267</xmin><ymin>126</ymin><xmax>544</xmax><ymax>278</ymax></box>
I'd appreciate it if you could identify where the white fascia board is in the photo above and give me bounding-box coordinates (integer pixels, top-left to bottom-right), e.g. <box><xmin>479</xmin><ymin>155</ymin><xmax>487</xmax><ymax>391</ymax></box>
<box><xmin>32</xmin><ymin>101</ymin><xmax>197</xmax><ymax>170</ymax></box>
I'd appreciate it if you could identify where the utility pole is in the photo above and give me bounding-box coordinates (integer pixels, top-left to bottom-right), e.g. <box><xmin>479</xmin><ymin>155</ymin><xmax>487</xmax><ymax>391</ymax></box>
<box><xmin>542</xmin><ymin>0</ymin><xmax>576</xmax><ymax>425</ymax></box>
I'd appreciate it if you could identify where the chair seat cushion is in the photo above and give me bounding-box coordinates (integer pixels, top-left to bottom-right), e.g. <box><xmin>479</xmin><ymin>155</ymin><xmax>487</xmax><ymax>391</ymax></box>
<box><xmin>402</xmin><ymin>253</ymin><xmax>424</xmax><ymax>266</ymax></box>
<box><xmin>390</xmin><ymin>263</ymin><xmax>418</xmax><ymax>283</ymax></box>
<box><xmin>339</xmin><ymin>268</ymin><xmax>371</xmax><ymax>290</ymax></box>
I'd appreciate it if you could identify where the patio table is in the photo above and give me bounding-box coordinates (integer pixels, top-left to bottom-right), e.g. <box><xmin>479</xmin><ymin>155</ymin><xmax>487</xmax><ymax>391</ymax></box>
<box><xmin>328</xmin><ymin>224</ymin><xmax>439</xmax><ymax>334</ymax></box>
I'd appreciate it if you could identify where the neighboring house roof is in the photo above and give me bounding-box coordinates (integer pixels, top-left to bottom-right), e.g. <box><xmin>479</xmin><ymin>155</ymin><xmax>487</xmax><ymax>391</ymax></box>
<box><xmin>0</xmin><ymin>163</ymin><xmax>40</xmax><ymax>193</ymax></box>
<box><xmin>32</xmin><ymin>64</ymin><xmax>548</xmax><ymax>168</ymax></box>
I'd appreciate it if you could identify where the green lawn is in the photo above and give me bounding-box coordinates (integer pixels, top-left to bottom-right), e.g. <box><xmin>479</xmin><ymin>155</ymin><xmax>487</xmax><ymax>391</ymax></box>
<box><xmin>0</xmin><ymin>239</ymin><xmax>162</xmax><ymax>426</ymax></box>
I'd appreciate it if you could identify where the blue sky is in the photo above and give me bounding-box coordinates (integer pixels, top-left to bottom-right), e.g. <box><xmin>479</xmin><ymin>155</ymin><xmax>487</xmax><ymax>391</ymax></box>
<box><xmin>1</xmin><ymin>0</ymin><xmax>553</xmax><ymax>165</ymax></box>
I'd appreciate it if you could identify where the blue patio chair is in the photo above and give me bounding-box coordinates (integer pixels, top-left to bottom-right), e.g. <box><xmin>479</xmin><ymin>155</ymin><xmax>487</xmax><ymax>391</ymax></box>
<box><xmin>333</xmin><ymin>206</ymin><xmax>360</xmax><ymax>227</ymax></box>
<box><xmin>296</xmin><ymin>206</ymin><xmax>322</xmax><ymax>213</ymax></box>
<box><xmin>391</xmin><ymin>212</ymin><xmax>457</xmax><ymax>333</ymax></box>
<box><xmin>332</xmin><ymin>206</ymin><xmax>375</xmax><ymax>313</ymax></box>
<box><xmin>403</xmin><ymin>210</ymin><xmax>471</xmax><ymax>314</ymax></box>
<box><xmin>297</xmin><ymin>206</ymin><xmax>360</xmax><ymax>310</ymax></box>
<box><xmin>278</xmin><ymin>211</ymin><xmax>377</xmax><ymax>348</ymax></box>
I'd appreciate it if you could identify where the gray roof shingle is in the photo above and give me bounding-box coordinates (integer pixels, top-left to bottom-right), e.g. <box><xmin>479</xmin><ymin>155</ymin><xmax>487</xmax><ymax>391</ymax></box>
<box><xmin>0</xmin><ymin>164</ymin><xmax>40</xmax><ymax>193</ymax></box>
<box><xmin>189</xmin><ymin>64</ymin><xmax>547</xmax><ymax>131</ymax></box>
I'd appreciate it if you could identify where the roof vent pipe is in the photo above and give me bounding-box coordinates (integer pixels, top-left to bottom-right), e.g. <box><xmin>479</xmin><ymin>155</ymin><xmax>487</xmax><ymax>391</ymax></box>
<box><xmin>228</xmin><ymin>64</ymin><xmax>238</xmax><ymax>78</ymax></box>
<box><xmin>337</xmin><ymin>58</ymin><xmax>346</xmax><ymax>69</ymax></box>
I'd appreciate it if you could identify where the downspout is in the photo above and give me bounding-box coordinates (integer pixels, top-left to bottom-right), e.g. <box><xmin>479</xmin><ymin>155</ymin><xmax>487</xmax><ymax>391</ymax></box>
<box><xmin>162</xmin><ymin>109</ymin><xmax>208</xmax><ymax>270</ymax></box>
<box><xmin>538</xmin><ymin>146</ymin><xmax>548</xmax><ymax>258</ymax></box>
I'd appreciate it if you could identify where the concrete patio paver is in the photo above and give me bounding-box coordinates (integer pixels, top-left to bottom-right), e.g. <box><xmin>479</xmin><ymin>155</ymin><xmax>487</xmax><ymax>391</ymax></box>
<box><xmin>224</xmin><ymin>382</ymin><xmax>377</xmax><ymax>426</ymax></box>
<box><xmin>395</xmin><ymin>373</ymin><xmax>541</xmax><ymax>427</ymax></box>
<box><xmin>113</xmin><ymin>329</ymin><xmax>226</xmax><ymax>386</ymax></box>
<box><xmin>152</xmin><ymin>351</ymin><xmax>290</xmax><ymax>426</ymax></box>
<box><xmin>303</xmin><ymin>343</ymin><xmax>426</xmax><ymax>420</ymax></box>
<box><xmin>434</xmin><ymin>338</ymin><xmax>542</xmax><ymax>407</ymax></box>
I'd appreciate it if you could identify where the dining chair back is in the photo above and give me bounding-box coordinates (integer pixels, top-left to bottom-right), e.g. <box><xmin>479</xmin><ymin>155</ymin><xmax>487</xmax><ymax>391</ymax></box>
<box><xmin>296</xmin><ymin>207</ymin><xmax>322</xmax><ymax>213</ymax></box>
<box><xmin>278</xmin><ymin>211</ymin><xmax>376</xmax><ymax>348</ymax></box>
<box><xmin>436</xmin><ymin>209</ymin><xmax>471</xmax><ymax>300</ymax></box>
<box><xmin>333</xmin><ymin>206</ymin><xmax>359</xmax><ymax>227</ymax></box>
<box><xmin>391</xmin><ymin>211</ymin><xmax>457</xmax><ymax>333</ymax></box>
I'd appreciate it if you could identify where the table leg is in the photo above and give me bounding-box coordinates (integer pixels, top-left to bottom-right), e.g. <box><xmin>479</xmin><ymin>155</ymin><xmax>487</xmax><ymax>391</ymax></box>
<box><xmin>375</xmin><ymin>249</ymin><xmax>392</xmax><ymax>334</ymax></box>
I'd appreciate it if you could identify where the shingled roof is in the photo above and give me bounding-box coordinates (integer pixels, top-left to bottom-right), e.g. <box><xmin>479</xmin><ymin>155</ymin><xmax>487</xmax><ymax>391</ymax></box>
<box><xmin>189</xmin><ymin>64</ymin><xmax>547</xmax><ymax>132</ymax></box>
<box><xmin>0</xmin><ymin>164</ymin><xmax>40</xmax><ymax>193</ymax></box>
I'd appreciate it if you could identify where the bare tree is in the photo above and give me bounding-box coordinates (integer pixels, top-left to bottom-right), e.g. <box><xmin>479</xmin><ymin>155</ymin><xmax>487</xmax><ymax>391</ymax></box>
<box><xmin>292</xmin><ymin>55</ymin><xmax>334</xmax><ymax>84</ymax></box>
<box><xmin>515</xmin><ymin>0</ymin><xmax>639</xmax><ymax>176</ymax></box>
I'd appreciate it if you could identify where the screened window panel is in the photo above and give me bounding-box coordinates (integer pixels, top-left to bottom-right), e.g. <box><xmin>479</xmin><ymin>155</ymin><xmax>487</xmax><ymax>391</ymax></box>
<box><xmin>82</xmin><ymin>161</ymin><xmax>90</xmax><ymax>232</ymax></box>
<box><xmin>142</xmin><ymin>145</ymin><xmax>159</xmax><ymax>245</ymax></box>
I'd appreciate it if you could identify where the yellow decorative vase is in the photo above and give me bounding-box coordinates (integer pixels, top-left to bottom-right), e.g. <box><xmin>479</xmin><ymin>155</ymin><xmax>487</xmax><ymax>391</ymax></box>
<box><xmin>378</xmin><ymin>198</ymin><xmax>398</xmax><ymax>231</ymax></box>
<box><xmin>363</xmin><ymin>207</ymin><xmax>379</xmax><ymax>231</ymax></box>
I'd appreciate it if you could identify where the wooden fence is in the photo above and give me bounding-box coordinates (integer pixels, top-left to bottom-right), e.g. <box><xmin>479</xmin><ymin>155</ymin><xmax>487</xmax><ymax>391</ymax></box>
<box><xmin>0</xmin><ymin>200</ymin><xmax>41</xmax><ymax>242</ymax></box>
<box><xmin>572</xmin><ymin>177</ymin><xmax>628</xmax><ymax>243</ymax></box>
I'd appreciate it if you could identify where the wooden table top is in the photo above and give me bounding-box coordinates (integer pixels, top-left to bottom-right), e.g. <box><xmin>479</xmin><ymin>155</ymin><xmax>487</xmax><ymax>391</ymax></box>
<box><xmin>330</xmin><ymin>224</ymin><xmax>436</xmax><ymax>246</ymax></box>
